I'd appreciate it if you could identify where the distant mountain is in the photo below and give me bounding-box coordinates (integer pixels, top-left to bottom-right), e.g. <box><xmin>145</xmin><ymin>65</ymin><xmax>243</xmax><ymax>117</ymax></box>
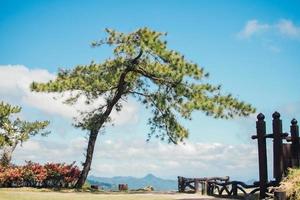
<box><xmin>88</xmin><ymin>173</ymin><xmax>177</xmax><ymax>191</ymax></box>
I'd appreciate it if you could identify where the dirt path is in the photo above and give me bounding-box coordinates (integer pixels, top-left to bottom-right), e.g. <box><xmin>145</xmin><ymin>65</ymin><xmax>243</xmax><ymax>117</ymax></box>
<box><xmin>0</xmin><ymin>188</ymin><xmax>234</xmax><ymax>200</ymax></box>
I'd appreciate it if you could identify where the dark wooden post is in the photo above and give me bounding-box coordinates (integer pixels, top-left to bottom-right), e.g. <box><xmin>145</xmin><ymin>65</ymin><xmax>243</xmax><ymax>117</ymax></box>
<box><xmin>178</xmin><ymin>176</ymin><xmax>183</xmax><ymax>192</ymax></box>
<box><xmin>274</xmin><ymin>190</ymin><xmax>287</xmax><ymax>200</ymax></box>
<box><xmin>232</xmin><ymin>182</ymin><xmax>238</xmax><ymax>196</ymax></box>
<box><xmin>118</xmin><ymin>184</ymin><xmax>128</xmax><ymax>191</ymax></box>
<box><xmin>252</xmin><ymin>113</ymin><xmax>268</xmax><ymax>199</ymax></box>
<box><xmin>206</xmin><ymin>182</ymin><xmax>211</xmax><ymax>195</ymax></box>
<box><xmin>291</xmin><ymin>119</ymin><xmax>299</xmax><ymax>168</ymax></box>
<box><xmin>272</xmin><ymin>112</ymin><xmax>284</xmax><ymax>183</ymax></box>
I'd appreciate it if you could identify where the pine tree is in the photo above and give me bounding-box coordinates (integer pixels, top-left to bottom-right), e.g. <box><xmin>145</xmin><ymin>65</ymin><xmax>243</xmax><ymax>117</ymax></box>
<box><xmin>31</xmin><ymin>28</ymin><xmax>255</xmax><ymax>188</ymax></box>
<box><xmin>0</xmin><ymin>101</ymin><xmax>49</xmax><ymax>166</ymax></box>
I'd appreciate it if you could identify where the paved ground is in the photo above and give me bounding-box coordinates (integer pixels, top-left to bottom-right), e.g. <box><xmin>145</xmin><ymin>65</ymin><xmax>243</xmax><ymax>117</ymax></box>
<box><xmin>0</xmin><ymin>188</ymin><xmax>236</xmax><ymax>200</ymax></box>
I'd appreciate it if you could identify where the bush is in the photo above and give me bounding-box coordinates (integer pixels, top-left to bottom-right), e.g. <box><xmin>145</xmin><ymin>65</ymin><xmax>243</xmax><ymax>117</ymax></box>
<box><xmin>0</xmin><ymin>167</ymin><xmax>23</xmax><ymax>187</ymax></box>
<box><xmin>0</xmin><ymin>161</ymin><xmax>80</xmax><ymax>188</ymax></box>
<box><xmin>44</xmin><ymin>162</ymin><xmax>80</xmax><ymax>188</ymax></box>
<box><xmin>22</xmin><ymin>161</ymin><xmax>47</xmax><ymax>187</ymax></box>
<box><xmin>280</xmin><ymin>168</ymin><xmax>300</xmax><ymax>199</ymax></box>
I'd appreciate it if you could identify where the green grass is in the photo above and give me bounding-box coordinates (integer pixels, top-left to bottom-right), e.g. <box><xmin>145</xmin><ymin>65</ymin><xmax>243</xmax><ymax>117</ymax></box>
<box><xmin>0</xmin><ymin>188</ymin><xmax>181</xmax><ymax>200</ymax></box>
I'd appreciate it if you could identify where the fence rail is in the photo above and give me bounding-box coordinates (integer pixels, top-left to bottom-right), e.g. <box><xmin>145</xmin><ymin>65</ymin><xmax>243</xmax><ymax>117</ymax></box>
<box><xmin>177</xmin><ymin>176</ymin><xmax>229</xmax><ymax>194</ymax></box>
<box><xmin>178</xmin><ymin>112</ymin><xmax>299</xmax><ymax>200</ymax></box>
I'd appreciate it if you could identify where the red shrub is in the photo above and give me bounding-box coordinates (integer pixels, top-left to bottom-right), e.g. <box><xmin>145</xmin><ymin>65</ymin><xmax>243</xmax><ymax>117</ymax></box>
<box><xmin>22</xmin><ymin>161</ymin><xmax>47</xmax><ymax>186</ymax></box>
<box><xmin>0</xmin><ymin>166</ymin><xmax>23</xmax><ymax>187</ymax></box>
<box><xmin>0</xmin><ymin>161</ymin><xmax>80</xmax><ymax>188</ymax></box>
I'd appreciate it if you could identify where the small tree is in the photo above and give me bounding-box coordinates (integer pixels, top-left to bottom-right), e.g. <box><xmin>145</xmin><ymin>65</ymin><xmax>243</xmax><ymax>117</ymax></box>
<box><xmin>31</xmin><ymin>28</ymin><xmax>255</xmax><ymax>188</ymax></box>
<box><xmin>0</xmin><ymin>101</ymin><xmax>49</xmax><ymax>166</ymax></box>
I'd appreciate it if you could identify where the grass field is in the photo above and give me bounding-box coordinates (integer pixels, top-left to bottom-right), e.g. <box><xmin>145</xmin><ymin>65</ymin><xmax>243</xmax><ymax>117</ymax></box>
<box><xmin>0</xmin><ymin>188</ymin><xmax>223</xmax><ymax>200</ymax></box>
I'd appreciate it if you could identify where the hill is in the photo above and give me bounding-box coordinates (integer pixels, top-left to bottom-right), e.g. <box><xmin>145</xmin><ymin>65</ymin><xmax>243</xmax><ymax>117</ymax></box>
<box><xmin>88</xmin><ymin>173</ymin><xmax>177</xmax><ymax>191</ymax></box>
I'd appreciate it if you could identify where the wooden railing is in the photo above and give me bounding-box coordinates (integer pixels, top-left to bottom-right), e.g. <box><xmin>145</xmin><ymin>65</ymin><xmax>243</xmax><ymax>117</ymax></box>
<box><xmin>178</xmin><ymin>112</ymin><xmax>299</xmax><ymax>200</ymax></box>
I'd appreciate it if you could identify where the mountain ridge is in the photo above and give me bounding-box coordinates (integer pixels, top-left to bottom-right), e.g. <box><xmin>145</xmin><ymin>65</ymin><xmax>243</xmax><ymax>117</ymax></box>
<box><xmin>88</xmin><ymin>173</ymin><xmax>177</xmax><ymax>191</ymax></box>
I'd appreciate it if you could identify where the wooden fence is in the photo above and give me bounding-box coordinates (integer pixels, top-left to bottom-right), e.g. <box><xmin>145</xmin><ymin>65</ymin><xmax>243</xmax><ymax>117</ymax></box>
<box><xmin>178</xmin><ymin>112</ymin><xmax>299</xmax><ymax>199</ymax></box>
<box><xmin>177</xmin><ymin>176</ymin><xmax>229</xmax><ymax>194</ymax></box>
<box><xmin>251</xmin><ymin>112</ymin><xmax>299</xmax><ymax>199</ymax></box>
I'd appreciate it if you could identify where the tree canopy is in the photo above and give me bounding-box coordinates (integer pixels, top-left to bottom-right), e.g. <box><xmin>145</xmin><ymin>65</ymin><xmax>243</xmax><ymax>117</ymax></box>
<box><xmin>31</xmin><ymin>28</ymin><xmax>255</xmax><ymax>187</ymax></box>
<box><xmin>0</xmin><ymin>101</ymin><xmax>49</xmax><ymax>165</ymax></box>
<box><xmin>31</xmin><ymin>28</ymin><xmax>255</xmax><ymax>144</ymax></box>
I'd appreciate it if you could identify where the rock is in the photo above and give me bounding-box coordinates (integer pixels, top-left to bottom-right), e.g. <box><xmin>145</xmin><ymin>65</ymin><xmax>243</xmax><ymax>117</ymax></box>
<box><xmin>143</xmin><ymin>185</ymin><xmax>154</xmax><ymax>191</ymax></box>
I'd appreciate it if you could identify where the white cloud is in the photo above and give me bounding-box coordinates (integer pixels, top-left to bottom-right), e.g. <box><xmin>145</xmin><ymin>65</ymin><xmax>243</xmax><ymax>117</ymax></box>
<box><xmin>277</xmin><ymin>101</ymin><xmax>300</xmax><ymax>120</ymax></box>
<box><xmin>14</xmin><ymin>137</ymin><xmax>86</xmax><ymax>164</ymax></box>
<box><xmin>277</xmin><ymin>19</ymin><xmax>300</xmax><ymax>39</ymax></box>
<box><xmin>13</xmin><ymin>137</ymin><xmax>258</xmax><ymax>180</ymax></box>
<box><xmin>92</xmin><ymin>140</ymin><xmax>258</xmax><ymax>180</ymax></box>
<box><xmin>0</xmin><ymin>65</ymin><xmax>139</xmax><ymax>125</ymax></box>
<box><xmin>238</xmin><ymin>20</ymin><xmax>270</xmax><ymax>39</ymax></box>
<box><xmin>238</xmin><ymin>19</ymin><xmax>300</xmax><ymax>40</ymax></box>
<box><xmin>0</xmin><ymin>65</ymin><xmax>55</xmax><ymax>97</ymax></box>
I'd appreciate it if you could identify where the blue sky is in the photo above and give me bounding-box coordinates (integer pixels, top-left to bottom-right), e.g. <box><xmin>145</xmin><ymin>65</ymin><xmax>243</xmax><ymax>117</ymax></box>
<box><xmin>0</xmin><ymin>0</ymin><xmax>300</xmax><ymax>181</ymax></box>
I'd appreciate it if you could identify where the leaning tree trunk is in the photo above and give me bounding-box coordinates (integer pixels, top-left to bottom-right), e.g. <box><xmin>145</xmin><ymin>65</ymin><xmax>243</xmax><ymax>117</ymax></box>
<box><xmin>0</xmin><ymin>142</ymin><xmax>17</xmax><ymax>167</ymax></box>
<box><xmin>74</xmin><ymin>51</ymin><xmax>141</xmax><ymax>188</ymax></box>
<box><xmin>75</xmin><ymin>128</ymin><xmax>99</xmax><ymax>188</ymax></box>
<box><xmin>74</xmin><ymin>104</ymin><xmax>120</xmax><ymax>188</ymax></box>
<box><xmin>75</xmin><ymin>70</ymin><xmax>129</xmax><ymax>188</ymax></box>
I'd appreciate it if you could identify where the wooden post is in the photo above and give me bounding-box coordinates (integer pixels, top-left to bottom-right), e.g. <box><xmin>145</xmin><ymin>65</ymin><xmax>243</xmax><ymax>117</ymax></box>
<box><xmin>274</xmin><ymin>190</ymin><xmax>287</xmax><ymax>200</ymax></box>
<box><xmin>178</xmin><ymin>176</ymin><xmax>183</xmax><ymax>192</ymax></box>
<box><xmin>272</xmin><ymin>112</ymin><xmax>284</xmax><ymax>183</ymax></box>
<box><xmin>194</xmin><ymin>179</ymin><xmax>200</xmax><ymax>193</ymax></box>
<box><xmin>232</xmin><ymin>182</ymin><xmax>238</xmax><ymax>196</ymax></box>
<box><xmin>252</xmin><ymin>113</ymin><xmax>268</xmax><ymax>199</ymax></box>
<box><xmin>207</xmin><ymin>182</ymin><xmax>212</xmax><ymax>195</ymax></box>
<box><xmin>201</xmin><ymin>182</ymin><xmax>207</xmax><ymax>195</ymax></box>
<box><xmin>291</xmin><ymin>119</ymin><xmax>299</xmax><ymax>168</ymax></box>
<box><xmin>118</xmin><ymin>184</ymin><xmax>128</xmax><ymax>191</ymax></box>
<box><xmin>282</xmin><ymin>144</ymin><xmax>292</xmax><ymax>175</ymax></box>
